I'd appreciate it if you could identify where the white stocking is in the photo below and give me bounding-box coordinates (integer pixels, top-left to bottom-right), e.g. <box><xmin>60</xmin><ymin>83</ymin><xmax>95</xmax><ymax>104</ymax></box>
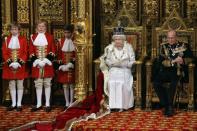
<box><xmin>44</xmin><ymin>87</ymin><xmax>51</xmax><ymax>107</ymax></box>
<box><xmin>63</xmin><ymin>84</ymin><xmax>69</xmax><ymax>107</ymax></box>
<box><xmin>9</xmin><ymin>80</ymin><xmax>16</xmax><ymax>107</ymax></box>
<box><xmin>36</xmin><ymin>88</ymin><xmax>42</xmax><ymax>108</ymax></box>
<box><xmin>17</xmin><ymin>80</ymin><xmax>24</xmax><ymax>107</ymax></box>
<box><xmin>69</xmin><ymin>84</ymin><xmax>74</xmax><ymax>105</ymax></box>
<box><xmin>44</xmin><ymin>78</ymin><xmax>52</xmax><ymax>107</ymax></box>
<box><xmin>35</xmin><ymin>79</ymin><xmax>43</xmax><ymax>108</ymax></box>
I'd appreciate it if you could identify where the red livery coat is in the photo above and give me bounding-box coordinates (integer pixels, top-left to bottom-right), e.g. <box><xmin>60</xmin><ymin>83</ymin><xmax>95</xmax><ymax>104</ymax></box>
<box><xmin>2</xmin><ymin>35</ymin><xmax>28</xmax><ymax>80</ymax></box>
<box><xmin>57</xmin><ymin>38</ymin><xmax>75</xmax><ymax>84</ymax></box>
<box><xmin>29</xmin><ymin>33</ymin><xmax>55</xmax><ymax>78</ymax></box>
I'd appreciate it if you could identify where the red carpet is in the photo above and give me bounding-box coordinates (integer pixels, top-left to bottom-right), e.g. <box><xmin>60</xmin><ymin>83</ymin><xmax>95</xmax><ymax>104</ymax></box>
<box><xmin>72</xmin><ymin>109</ymin><xmax>197</xmax><ymax>130</ymax></box>
<box><xmin>1</xmin><ymin>72</ymin><xmax>105</xmax><ymax>130</ymax></box>
<box><xmin>1</xmin><ymin>72</ymin><xmax>197</xmax><ymax>130</ymax></box>
<box><xmin>0</xmin><ymin>106</ymin><xmax>62</xmax><ymax>130</ymax></box>
<box><xmin>1</xmin><ymin>106</ymin><xmax>197</xmax><ymax>130</ymax></box>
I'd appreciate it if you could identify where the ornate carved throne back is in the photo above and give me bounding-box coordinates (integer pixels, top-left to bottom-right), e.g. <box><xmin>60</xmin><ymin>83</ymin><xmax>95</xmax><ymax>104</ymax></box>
<box><xmin>94</xmin><ymin>4</ymin><xmax>145</xmax><ymax>108</ymax></box>
<box><xmin>146</xmin><ymin>9</ymin><xmax>196</xmax><ymax>110</ymax></box>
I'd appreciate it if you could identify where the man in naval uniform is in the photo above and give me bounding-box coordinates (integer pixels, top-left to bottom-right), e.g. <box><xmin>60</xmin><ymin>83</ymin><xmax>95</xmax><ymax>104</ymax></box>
<box><xmin>153</xmin><ymin>30</ymin><xmax>193</xmax><ymax>117</ymax></box>
<box><xmin>29</xmin><ymin>19</ymin><xmax>56</xmax><ymax>112</ymax></box>
<box><xmin>56</xmin><ymin>24</ymin><xmax>76</xmax><ymax>109</ymax></box>
<box><xmin>2</xmin><ymin>22</ymin><xmax>28</xmax><ymax>111</ymax></box>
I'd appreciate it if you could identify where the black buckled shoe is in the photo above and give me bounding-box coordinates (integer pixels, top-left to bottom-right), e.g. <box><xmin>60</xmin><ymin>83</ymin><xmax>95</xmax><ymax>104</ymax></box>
<box><xmin>44</xmin><ymin>106</ymin><xmax>51</xmax><ymax>112</ymax></box>
<box><xmin>110</xmin><ymin>109</ymin><xmax>118</xmax><ymax>112</ymax></box>
<box><xmin>164</xmin><ymin>106</ymin><xmax>174</xmax><ymax>117</ymax></box>
<box><xmin>16</xmin><ymin>106</ymin><xmax>22</xmax><ymax>112</ymax></box>
<box><xmin>31</xmin><ymin>106</ymin><xmax>42</xmax><ymax>112</ymax></box>
<box><xmin>7</xmin><ymin>106</ymin><xmax>16</xmax><ymax>111</ymax></box>
<box><xmin>63</xmin><ymin>106</ymin><xmax>68</xmax><ymax>110</ymax></box>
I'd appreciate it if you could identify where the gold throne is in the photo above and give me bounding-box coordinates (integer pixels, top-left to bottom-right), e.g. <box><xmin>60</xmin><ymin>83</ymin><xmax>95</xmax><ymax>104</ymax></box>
<box><xmin>94</xmin><ymin>4</ymin><xmax>146</xmax><ymax>108</ymax></box>
<box><xmin>145</xmin><ymin>9</ymin><xmax>196</xmax><ymax>111</ymax></box>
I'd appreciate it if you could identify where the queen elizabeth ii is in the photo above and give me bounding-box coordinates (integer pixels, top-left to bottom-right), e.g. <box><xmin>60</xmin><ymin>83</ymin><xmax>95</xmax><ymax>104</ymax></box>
<box><xmin>100</xmin><ymin>25</ymin><xmax>135</xmax><ymax>112</ymax></box>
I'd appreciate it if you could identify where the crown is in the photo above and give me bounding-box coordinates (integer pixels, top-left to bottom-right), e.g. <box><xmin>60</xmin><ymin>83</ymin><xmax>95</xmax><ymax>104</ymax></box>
<box><xmin>113</xmin><ymin>21</ymin><xmax>124</xmax><ymax>35</ymax></box>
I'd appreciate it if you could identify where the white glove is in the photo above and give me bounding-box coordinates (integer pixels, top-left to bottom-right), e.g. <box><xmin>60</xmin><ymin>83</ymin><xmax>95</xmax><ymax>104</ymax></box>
<box><xmin>127</xmin><ymin>61</ymin><xmax>135</xmax><ymax>68</ymax></box>
<box><xmin>38</xmin><ymin>60</ymin><xmax>46</xmax><ymax>68</ymax></box>
<box><xmin>105</xmin><ymin>59</ymin><xmax>114</xmax><ymax>67</ymax></box>
<box><xmin>66</xmin><ymin>62</ymin><xmax>74</xmax><ymax>69</ymax></box>
<box><xmin>58</xmin><ymin>65</ymin><xmax>69</xmax><ymax>72</ymax></box>
<box><xmin>120</xmin><ymin>60</ymin><xmax>128</xmax><ymax>68</ymax></box>
<box><xmin>43</xmin><ymin>58</ymin><xmax>52</xmax><ymax>66</ymax></box>
<box><xmin>33</xmin><ymin>59</ymin><xmax>41</xmax><ymax>67</ymax></box>
<box><xmin>9</xmin><ymin>62</ymin><xmax>21</xmax><ymax>70</ymax></box>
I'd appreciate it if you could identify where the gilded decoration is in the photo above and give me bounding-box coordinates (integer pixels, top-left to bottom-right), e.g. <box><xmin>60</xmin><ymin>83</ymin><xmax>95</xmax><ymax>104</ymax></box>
<box><xmin>166</xmin><ymin>0</ymin><xmax>180</xmax><ymax>13</ymax></box>
<box><xmin>124</xmin><ymin>1</ymin><xmax>137</xmax><ymax>19</ymax></box>
<box><xmin>1</xmin><ymin>0</ymin><xmax>5</xmax><ymax>24</ymax></box>
<box><xmin>20</xmin><ymin>28</ymin><xmax>30</xmax><ymax>40</ymax></box>
<box><xmin>2</xmin><ymin>0</ymin><xmax>11</xmax><ymax>24</ymax></box>
<box><xmin>72</xmin><ymin>0</ymin><xmax>93</xmax><ymax>101</ymax></box>
<box><xmin>36</xmin><ymin>0</ymin><xmax>64</xmax><ymax>22</ymax></box>
<box><xmin>143</xmin><ymin>0</ymin><xmax>159</xmax><ymax>22</ymax></box>
<box><xmin>71</xmin><ymin>0</ymin><xmax>77</xmax><ymax>23</ymax></box>
<box><xmin>74</xmin><ymin>19</ymin><xmax>86</xmax><ymax>44</ymax></box>
<box><xmin>53</xmin><ymin>29</ymin><xmax>65</xmax><ymax>39</ymax></box>
<box><xmin>74</xmin><ymin>46</ymin><xmax>87</xmax><ymax>100</ymax></box>
<box><xmin>102</xmin><ymin>0</ymin><xmax>139</xmax><ymax>26</ymax></box>
<box><xmin>102</xmin><ymin>0</ymin><xmax>116</xmax><ymax>26</ymax></box>
<box><xmin>165</xmin><ymin>0</ymin><xmax>186</xmax><ymax>17</ymax></box>
<box><xmin>2</xmin><ymin>24</ymin><xmax>9</xmax><ymax>37</ymax></box>
<box><xmin>17</xmin><ymin>0</ymin><xmax>29</xmax><ymax>24</ymax></box>
<box><xmin>78</xmin><ymin>0</ymin><xmax>85</xmax><ymax>18</ymax></box>
<box><xmin>187</xmin><ymin>0</ymin><xmax>197</xmax><ymax>20</ymax></box>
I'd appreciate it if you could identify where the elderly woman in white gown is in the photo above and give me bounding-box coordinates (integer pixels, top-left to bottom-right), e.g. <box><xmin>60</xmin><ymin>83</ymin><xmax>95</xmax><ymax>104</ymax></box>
<box><xmin>100</xmin><ymin>26</ymin><xmax>135</xmax><ymax>112</ymax></box>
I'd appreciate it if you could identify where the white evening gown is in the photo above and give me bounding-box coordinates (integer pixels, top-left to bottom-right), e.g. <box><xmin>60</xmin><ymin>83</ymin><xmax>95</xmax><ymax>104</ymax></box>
<box><xmin>105</xmin><ymin>43</ymin><xmax>135</xmax><ymax>109</ymax></box>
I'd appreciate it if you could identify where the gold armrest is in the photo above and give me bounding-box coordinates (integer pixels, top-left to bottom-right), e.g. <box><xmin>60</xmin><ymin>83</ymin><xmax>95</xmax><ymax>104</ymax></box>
<box><xmin>188</xmin><ymin>63</ymin><xmax>195</xmax><ymax>110</ymax></box>
<box><xmin>145</xmin><ymin>60</ymin><xmax>153</xmax><ymax>111</ymax></box>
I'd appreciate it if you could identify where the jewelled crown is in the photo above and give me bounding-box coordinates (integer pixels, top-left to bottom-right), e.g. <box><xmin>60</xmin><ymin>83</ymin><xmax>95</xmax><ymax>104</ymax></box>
<box><xmin>113</xmin><ymin>21</ymin><xmax>124</xmax><ymax>35</ymax></box>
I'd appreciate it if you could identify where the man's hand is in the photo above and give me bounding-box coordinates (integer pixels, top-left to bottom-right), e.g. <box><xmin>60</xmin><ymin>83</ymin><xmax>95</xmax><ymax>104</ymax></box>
<box><xmin>172</xmin><ymin>56</ymin><xmax>184</xmax><ymax>65</ymax></box>
<box><xmin>120</xmin><ymin>60</ymin><xmax>129</xmax><ymax>68</ymax></box>
<box><xmin>9</xmin><ymin>62</ymin><xmax>21</xmax><ymax>70</ymax></box>
<box><xmin>33</xmin><ymin>59</ymin><xmax>41</xmax><ymax>67</ymax></box>
<box><xmin>112</xmin><ymin>62</ymin><xmax>121</xmax><ymax>67</ymax></box>
<box><xmin>38</xmin><ymin>60</ymin><xmax>46</xmax><ymax>68</ymax></box>
<box><xmin>59</xmin><ymin>65</ymin><xmax>69</xmax><ymax>71</ymax></box>
<box><xmin>66</xmin><ymin>63</ymin><xmax>74</xmax><ymax>69</ymax></box>
<box><xmin>43</xmin><ymin>58</ymin><xmax>52</xmax><ymax>66</ymax></box>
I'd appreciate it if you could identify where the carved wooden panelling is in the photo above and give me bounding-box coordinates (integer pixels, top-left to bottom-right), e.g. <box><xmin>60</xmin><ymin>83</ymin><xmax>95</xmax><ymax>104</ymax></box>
<box><xmin>53</xmin><ymin>29</ymin><xmax>65</xmax><ymax>39</ymax></box>
<box><xmin>20</xmin><ymin>28</ymin><xmax>30</xmax><ymax>40</ymax></box>
<box><xmin>187</xmin><ymin>0</ymin><xmax>197</xmax><ymax>20</ymax></box>
<box><xmin>17</xmin><ymin>0</ymin><xmax>30</xmax><ymax>24</ymax></box>
<box><xmin>144</xmin><ymin>0</ymin><xmax>159</xmax><ymax>17</ymax></box>
<box><xmin>101</xmin><ymin>0</ymin><xmax>140</xmax><ymax>26</ymax></box>
<box><xmin>36</xmin><ymin>0</ymin><xmax>65</xmax><ymax>23</ymax></box>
